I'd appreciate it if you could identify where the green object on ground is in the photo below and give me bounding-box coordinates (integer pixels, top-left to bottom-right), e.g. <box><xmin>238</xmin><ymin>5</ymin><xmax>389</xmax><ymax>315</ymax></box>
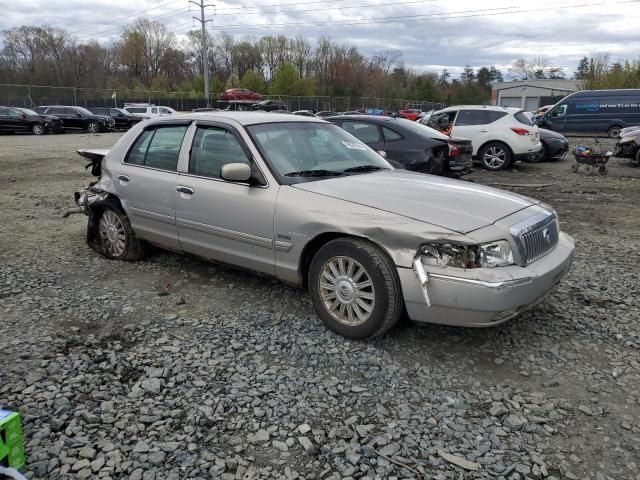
<box><xmin>0</xmin><ymin>410</ymin><xmax>25</xmax><ymax>470</ymax></box>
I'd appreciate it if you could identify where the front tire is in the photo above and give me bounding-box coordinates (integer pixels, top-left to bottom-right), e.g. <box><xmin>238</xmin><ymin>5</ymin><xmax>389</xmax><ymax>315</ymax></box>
<box><xmin>87</xmin><ymin>121</ymin><xmax>100</xmax><ymax>134</ymax></box>
<box><xmin>608</xmin><ymin>126</ymin><xmax>622</xmax><ymax>138</ymax></box>
<box><xmin>479</xmin><ymin>142</ymin><xmax>512</xmax><ymax>170</ymax></box>
<box><xmin>31</xmin><ymin>123</ymin><xmax>45</xmax><ymax>135</ymax></box>
<box><xmin>308</xmin><ymin>238</ymin><xmax>403</xmax><ymax>339</ymax></box>
<box><xmin>96</xmin><ymin>207</ymin><xmax>145</xmax><ymax>261</ymax></box>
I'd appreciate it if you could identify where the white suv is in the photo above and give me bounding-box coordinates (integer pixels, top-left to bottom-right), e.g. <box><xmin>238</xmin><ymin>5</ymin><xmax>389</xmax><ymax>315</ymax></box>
<box><xmin>427</xmin><ymin>106</ymin><xmax>542</xmax><ymax>170</ymax></box>
<box><xmin>123</xmin><ymin>104</ymin><xmax>177</xmax><ymax>119</ymax></box>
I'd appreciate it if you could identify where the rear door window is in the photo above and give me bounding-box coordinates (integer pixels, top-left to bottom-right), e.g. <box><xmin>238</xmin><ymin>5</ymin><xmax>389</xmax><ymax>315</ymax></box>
<box><xmin>341</xmin><ymin>121</ymin><xmax>381</xmax><ymax>143</ymax></box>
<box><xmin>125</xmin><ymin>125</ymin><xmax>188</xmax><ymax>171</ymax></box>
<box><xmin>485</xmin><ymin>111</ymin><xmax>508</xmax><ymax>123</ymax></box>
<box><xmin>382</xmin><ymin>127</ymin><xmax>403</xmax><ymax>142</ymax></box>
<box><xmin>126</xmin><ymin>107</ymin><xmax>146</xmax><ymax>114</ymax></box>
<box><xmin>455</xmin><ymin>110</ymin><xmax>488</xmax><ymax>126</ymax></box>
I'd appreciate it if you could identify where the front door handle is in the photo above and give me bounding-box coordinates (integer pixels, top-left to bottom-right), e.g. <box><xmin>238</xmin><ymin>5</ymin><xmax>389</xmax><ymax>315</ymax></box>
<box><xmin>176</xmin><ymin>186</ymin><xmax>194</xmax><ymax>195</ymax></box>
<box><xmin>118</xmin><ymin>175</ymin><xmax>130</xmax><ymax>182</ymax></box>
<box><xmin>479</xmin><ymin>129</ymin><xmax>489</xmax><ymax>133</ymax></box>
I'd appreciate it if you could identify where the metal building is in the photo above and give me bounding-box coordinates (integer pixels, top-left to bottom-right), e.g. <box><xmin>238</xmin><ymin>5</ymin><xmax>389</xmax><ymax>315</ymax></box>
<box><xmin>491</xmin><ymin>79</ymin><xmax>581</xmax><ymax>111</ymax></box>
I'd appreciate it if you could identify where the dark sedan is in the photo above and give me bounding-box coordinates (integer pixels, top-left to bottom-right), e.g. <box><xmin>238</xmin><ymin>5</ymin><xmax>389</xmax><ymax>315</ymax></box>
<box><xmin>252</xmin><ymin>100</ymin><xmax>287</xmax><ymax>111</ymax></box>
<box><xmin>34</xmin><ymin>106</ymin><xmax>114</xmax><ymax>133</ymax></box>
<box><xmin>327</xmin><ymin>115</ymin><xmax>473</xmax><ymax>177</ymax></box>
<box><xmin>0</xmin><ymin>106</ymin><xmax>63</xmax><ymax>134</ymax></box>
<box><xmin>89</xmin><ymin>107</ymin><xmax>142</xmax><ymax>130</ymax></box>
<box><xmin>528</xmin><ymin>128</ymin><xmax>569</xmax><ymax>162</ymax></box>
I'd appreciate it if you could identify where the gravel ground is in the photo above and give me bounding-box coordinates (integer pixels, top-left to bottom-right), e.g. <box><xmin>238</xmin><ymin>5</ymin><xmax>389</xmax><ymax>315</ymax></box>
<box><xmin>0</xmin><ymin>132</ymin><xmax>639</xmax><ymax>480</ymax></box>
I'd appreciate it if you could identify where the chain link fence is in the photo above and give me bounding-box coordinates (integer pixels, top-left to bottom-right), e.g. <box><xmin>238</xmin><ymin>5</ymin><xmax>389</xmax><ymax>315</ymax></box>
<box><xmin>0</xmin><ymin>84</ymin><xmax>445</xmax><ymax>113</ymax></box>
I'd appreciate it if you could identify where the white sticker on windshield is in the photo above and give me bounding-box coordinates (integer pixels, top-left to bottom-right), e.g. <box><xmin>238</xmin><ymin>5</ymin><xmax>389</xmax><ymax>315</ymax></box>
<box><xmin>342</xmin><ymin>141</ymin><xmax>367</xmax><ymax>150</ymax></box>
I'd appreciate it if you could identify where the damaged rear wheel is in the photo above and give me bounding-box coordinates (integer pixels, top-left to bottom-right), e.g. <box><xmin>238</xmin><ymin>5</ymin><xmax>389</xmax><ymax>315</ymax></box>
<box><xmin>97</xmin><ymin>207</ymin><xmax>145</xmax><ymax>261</ymax></box>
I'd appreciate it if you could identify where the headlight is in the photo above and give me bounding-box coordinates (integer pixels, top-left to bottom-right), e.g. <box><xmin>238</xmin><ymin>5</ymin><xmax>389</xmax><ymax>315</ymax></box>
<box><xmin>477</xmin><ymin>240</ymin><xmax>514</xmax><ymax>267</ymax></box>
<box><xmin>420</xmin><ymin>240</ymin><xmax>514</xmax><ymax>269</ymax></box>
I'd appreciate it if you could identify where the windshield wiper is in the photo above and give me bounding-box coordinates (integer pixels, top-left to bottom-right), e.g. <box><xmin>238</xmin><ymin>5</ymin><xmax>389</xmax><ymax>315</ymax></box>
<box><xmin>343</xmin><ymin>165</ymin><xmax>389</xmax><ymax>173</ymax></box>
<box><xmin>285</xmin><ymin>169</ymin><xmax>347</xmax><ymax>177</ymax></box>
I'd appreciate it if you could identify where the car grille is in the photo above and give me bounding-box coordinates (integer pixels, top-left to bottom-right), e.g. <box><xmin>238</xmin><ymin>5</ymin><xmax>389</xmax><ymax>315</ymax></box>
<box><xmin>509</xmin><ymin>211</ymin><xmax>559</xmax><ymax>265</ymax></box>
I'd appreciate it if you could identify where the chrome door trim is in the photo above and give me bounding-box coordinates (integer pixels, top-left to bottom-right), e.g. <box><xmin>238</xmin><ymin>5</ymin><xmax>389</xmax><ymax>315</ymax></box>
<box><xmin>129</xmin><ymin>207</ymin><xmax>175</xmax><ymax>225</ymax></box>
<box><xmin>176</xmin><ymin>218</ymin><xmax>273</xmax><ymax>249</ymax></box>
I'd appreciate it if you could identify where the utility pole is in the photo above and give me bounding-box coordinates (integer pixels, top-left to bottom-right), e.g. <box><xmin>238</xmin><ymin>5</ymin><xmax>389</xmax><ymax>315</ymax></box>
<box><xmin>189</xmin><ymin>0</ymin><xmax>214</xmax><ymax>107</ymax></box>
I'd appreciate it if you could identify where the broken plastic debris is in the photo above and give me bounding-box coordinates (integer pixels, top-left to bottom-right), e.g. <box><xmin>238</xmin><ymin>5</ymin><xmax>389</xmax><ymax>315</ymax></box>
<box><xmin>438</xmin><ymin>450</ymin><xmax>480</xmax><ymax>471</ymax></box>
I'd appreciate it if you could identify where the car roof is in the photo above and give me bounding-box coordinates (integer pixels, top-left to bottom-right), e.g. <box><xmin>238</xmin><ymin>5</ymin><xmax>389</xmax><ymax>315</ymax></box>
<box><xmin>325</xmin><ymin>114</ymin><xmax>400</xmax><ymax>123</ymax></box>
<box><xmin>439</xmin><ymin>105</ymin><xmax>520</xmax><ymax>113</ymax></box>
<box><xmin>154</xmin><ymin>111</ymin><xmax>327</xmax><ymax>126</ymax></box>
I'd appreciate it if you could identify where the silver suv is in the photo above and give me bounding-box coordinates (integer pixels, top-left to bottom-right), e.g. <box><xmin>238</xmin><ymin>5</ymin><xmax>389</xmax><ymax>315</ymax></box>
<box><xmin>72</xmin><ymin>112</ymin><xmax>574</xmax><ymax>339</ymax></box>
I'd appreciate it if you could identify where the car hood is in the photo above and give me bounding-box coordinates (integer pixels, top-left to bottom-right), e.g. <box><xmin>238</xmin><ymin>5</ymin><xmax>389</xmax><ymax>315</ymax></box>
<box><xmin>292</xmin><ymin>170</ymin><xmax>538</xmax><ymax>234</ymax></box>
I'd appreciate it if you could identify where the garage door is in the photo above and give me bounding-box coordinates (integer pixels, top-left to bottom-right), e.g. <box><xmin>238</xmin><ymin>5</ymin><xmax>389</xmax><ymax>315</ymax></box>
<box><xmin>525</xmin><ymin>97</ymin><xmax>540</xmax><ymax>111</ymax></box>
<box><xmin>500</xmin><ymin>97</ymin><xmax>522</xmax><ymax>108</ymax></box>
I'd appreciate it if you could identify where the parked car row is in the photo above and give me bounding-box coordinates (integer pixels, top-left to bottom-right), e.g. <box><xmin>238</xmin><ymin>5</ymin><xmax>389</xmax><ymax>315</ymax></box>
<box><xmin>0</xmin><ymin>103</ymin><xmax>182</xmax><ymax>135</ymax></box>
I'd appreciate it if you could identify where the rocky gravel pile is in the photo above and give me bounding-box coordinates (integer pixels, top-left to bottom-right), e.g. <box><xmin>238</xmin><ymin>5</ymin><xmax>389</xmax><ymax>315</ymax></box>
<box><xmin>1</xmin><ymin>133</ymin><xmax>639</xmax><ymax>480</ymax></box>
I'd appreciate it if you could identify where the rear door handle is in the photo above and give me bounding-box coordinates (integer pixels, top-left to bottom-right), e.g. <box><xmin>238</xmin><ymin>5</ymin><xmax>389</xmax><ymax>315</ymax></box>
<box><xmin>176</xmin><ymin>186</ymin><xmax>194</xmax><ymax>195</ymax></box>
<box><xmin>118</xmin><ymin>175</ymin><xmax>130</xmax><ymax>182</ymax></box>
<box><xmin>479</xmin><ymin>129</ymin><xmax>489</xmax><ymax>133</ymax></box>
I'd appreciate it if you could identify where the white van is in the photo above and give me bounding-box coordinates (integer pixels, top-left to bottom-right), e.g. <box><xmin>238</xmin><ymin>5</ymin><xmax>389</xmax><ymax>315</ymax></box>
<box><xmin>123</xmin><ymin>103</ymin><xmax>177</xmax><ymax>119</ymax></box>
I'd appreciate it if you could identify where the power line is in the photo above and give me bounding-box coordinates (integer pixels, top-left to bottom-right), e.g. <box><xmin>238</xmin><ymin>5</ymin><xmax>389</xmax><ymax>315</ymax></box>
<box><xmin>69</xmin><ymin>0</ymin><xmax>180</xmax><ymax>35</ymax></box>
<box><xmin>74</xmin><ymin>7</ymin><xmax>192</xmax><ymax>38</ymax></box>
<box><xmin>213</xmin><ymin>0</ymin><xmax>437</xmax><ymax>17</ymax></box>
<box><xmin>166</xmin><ymin>0</ymin><xmax>640</xmax><ymax>32</ymax></box>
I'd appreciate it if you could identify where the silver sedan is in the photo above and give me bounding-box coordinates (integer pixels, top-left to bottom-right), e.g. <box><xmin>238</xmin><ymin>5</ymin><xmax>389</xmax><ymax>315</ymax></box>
<box><xmin>73</xmin><ymin>112</ymin><xmax>574</xmax><ymax>339</ymax></box>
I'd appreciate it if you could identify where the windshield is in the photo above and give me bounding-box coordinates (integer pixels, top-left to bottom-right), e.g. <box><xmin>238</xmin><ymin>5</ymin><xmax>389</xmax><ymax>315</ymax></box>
<box><xmin>73</xmin><ymin>106</ymin><xmax>94</xmax><ymax>116</ymax></box>
<box><xmin>247</xmin><ymin>122</ymin><xmax>391</xmax><ymax>183</ymax></box>
<box><xmin>16</xmin><ymin>108</ymin><xmax>39</xmax><ymax>116</ymax></box>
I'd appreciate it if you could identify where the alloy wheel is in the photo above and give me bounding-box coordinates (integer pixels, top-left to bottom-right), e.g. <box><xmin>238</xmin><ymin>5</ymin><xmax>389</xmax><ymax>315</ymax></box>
<box><xmin>319</xmin><ymin>256</ymin><xmax>375</xmax><ymax>326</ymax></box>
<box><xmin>484</xmin><ymin>146</ymin><xmax>507</xmax><ymax>169</ymax></box>
<box><xmin>99</xmin><ymin>210</ymin><xmax>126</xmax><ymax>257</ymax></box>
<box><xmin>88</xmin><ymin>122</ymin><xmax>99</xmax><ymax>134</ymax></box>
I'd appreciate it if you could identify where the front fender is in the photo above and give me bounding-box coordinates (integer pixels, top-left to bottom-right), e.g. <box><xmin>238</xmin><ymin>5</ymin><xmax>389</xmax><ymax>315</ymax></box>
<box><xmin>273</xmin><ymin>186</ymin><xmax>471</xmax><ymax>285</ymax></box>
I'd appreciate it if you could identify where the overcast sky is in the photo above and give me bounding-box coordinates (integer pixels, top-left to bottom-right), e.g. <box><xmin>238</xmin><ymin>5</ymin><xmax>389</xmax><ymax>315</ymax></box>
<box><xmin>3</xmin><ymin>0</ymin><xmax>640</xmax><ymax>78</ymax></box>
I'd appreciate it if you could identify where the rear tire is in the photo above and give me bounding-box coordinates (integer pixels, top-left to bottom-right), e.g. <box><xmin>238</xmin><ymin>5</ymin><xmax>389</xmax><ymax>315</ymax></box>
<box><xmin>96</xmin><ymin>206</ymin><xmax>145</xmax><ymax>261</ymax></box>
<box><xmin>479</xmin><ymin>142</ymin><xmax>512</xmax><ymax>170</ymax></box>
<box><xmin>308</xmin><ymin>238</ymin><xmax>403</xmax><ymax>339</ymax></box>
<box><xmin>608</xmin><ymin>126</ymin><xmax>622</xmax><ymax>138</ymax></box>
<box><xmin>584</xmin><ymin>164</ymin><xmax>594</xmax><ymax>175</ymax></box>
<box><xmin>598</xmin><ymin>165</ymin><xmax>608</xmax><ymax>176</ymax></box>
<box><xmin>31</xmin><ymin>123</ymin><xmax>45</xmax><ymax>135</ymax></box>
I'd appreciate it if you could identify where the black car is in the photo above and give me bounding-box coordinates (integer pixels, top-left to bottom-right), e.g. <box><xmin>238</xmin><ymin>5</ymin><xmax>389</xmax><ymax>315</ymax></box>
<box><xmin>34</xmin><ymin>106</ymin><xmax>114</xmax><ymax>133</ymax></box>
<box><xmin>0</xmin><ymin>106</ymin><xmax>63</xmax><ymax>135</ymax></box>
<box><xmin>89</xmin><ymin>107</ymin><xmax>142</xmax><ymax>130</ymax></box>
<box><xmin>528</xmin><ymin>128</ymin><xmax>570</xmax><ymax>162</ymax></box>
<box><xmin>316</xmin><ymin>111</ymin><xmax>339</xmax><ymax>117</ymax></box>
<box><xmin>252</xmin><ymin>100</ymin><xmax>287</xmax><ymax>112</ymax></box>
<box><xmin>326</xmin><ymin>115</ymin><xmax>473</xmax><ymax>177</ymax></box>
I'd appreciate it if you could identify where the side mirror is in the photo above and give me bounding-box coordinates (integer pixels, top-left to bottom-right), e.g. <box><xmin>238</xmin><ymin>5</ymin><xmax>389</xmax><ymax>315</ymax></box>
<box><xmin>377</xmin><ymin>150</ymin><xmax>387</xmax><ymax>158</ymax></box>
<box><xmin>221</xmin><ymin>163</ymin><xmax>252</xmax><ymax>182</ymax></box>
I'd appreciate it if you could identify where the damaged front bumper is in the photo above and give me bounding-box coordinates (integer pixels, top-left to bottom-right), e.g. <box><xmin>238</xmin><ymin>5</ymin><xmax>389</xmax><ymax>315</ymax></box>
<box><xmin>398</xmin><ymin>232</ymin><xmax>575</xmax><ymax>327</ymax></box>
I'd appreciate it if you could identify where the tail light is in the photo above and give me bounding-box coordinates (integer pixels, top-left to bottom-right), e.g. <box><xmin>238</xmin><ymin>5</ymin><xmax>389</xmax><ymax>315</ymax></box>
<box><xmin>511</xmin><ymin>127</ymin><xmax>530</xmax><ymax>135</ymax></box>
<box><xmin>447</xmin><ymin>142</ymin><xmax>459</xmax><ymax>157</ymax></box>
